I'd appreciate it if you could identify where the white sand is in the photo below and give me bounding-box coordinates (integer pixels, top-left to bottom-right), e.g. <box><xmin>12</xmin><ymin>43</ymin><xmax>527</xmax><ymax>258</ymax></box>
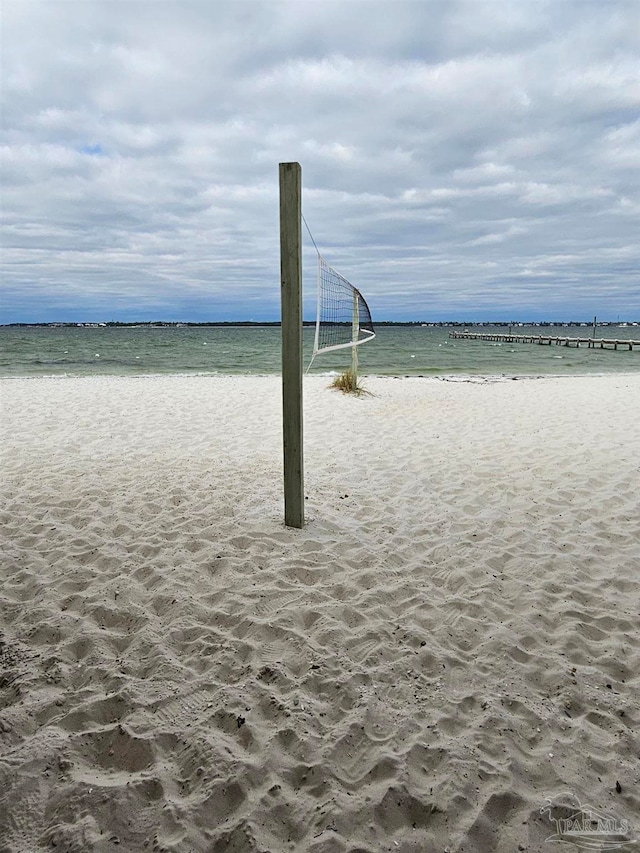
<box><xmin>0</xmin><ymin>373</ymin><xmax>638</xmax><ymax>853</ymax></box>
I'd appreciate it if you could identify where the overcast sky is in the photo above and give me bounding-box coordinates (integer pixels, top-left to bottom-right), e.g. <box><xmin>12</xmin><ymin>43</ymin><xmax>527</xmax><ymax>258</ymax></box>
<box><xmin>2</xmin><ymin>0</ymin><xmax>639</xmax><ymax>323</ymax></box>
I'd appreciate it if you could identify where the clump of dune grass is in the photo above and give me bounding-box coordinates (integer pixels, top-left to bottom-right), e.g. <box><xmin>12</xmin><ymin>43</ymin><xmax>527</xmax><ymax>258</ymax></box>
<box><xmin>329</xmin><ymin>369</ymin><xmax>370</xmax><ymax>396</ymax></box>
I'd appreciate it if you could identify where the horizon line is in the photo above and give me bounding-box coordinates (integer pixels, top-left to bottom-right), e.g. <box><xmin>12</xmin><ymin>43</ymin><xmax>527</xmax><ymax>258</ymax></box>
<box><xmin>2</xmin><ymin>319</ymin><xmax>640</xmax><ymax>328</ymax></box>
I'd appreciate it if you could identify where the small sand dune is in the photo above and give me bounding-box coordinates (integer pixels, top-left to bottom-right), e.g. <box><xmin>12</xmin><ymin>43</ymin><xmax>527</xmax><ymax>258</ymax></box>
<box><xmin>1</xmin><ymin>374</ymin><xmax>638</xmax><ymax>852</ymax></box>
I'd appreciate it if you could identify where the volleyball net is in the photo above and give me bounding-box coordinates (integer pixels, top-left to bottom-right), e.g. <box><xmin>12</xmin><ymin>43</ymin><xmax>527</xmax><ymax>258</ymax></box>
<box><xmin>313</xmin><ymin>256</ymin><xmax>375</xmax><ymax>357</ymax></box>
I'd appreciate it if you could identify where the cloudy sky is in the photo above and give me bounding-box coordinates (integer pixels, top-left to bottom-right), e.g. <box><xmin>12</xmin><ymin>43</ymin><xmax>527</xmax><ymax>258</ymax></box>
<box><xmin>2</xmin><ymin>0</ymin><xmax>638</xmax><ymax>323</ymax></box>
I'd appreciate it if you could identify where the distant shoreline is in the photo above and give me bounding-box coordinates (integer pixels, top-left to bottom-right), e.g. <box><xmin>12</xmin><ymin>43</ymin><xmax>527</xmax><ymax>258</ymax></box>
<box><xmin>3</xmin><ymin>320</ymin><xmax>639</xmax><ymax>329</ymax></box>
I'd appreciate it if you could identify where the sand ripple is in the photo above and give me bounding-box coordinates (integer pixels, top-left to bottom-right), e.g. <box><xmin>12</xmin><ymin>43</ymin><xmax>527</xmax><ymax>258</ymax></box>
<box><xmin>1</xmin><ymin>374</ymin><xmax>638</xmax><ymax>852</ymax></box>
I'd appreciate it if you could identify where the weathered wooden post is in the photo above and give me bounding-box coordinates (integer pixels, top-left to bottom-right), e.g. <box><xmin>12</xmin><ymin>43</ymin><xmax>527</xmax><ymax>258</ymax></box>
<box><xmin>351</xmin><ymin>289</ymin><xmax>359</xmax><ymax>392</ymax></box>
<box><xmin>279</xmin><ymin>162</ymin><xmax>304</xmax><ymax>528</ymax></box>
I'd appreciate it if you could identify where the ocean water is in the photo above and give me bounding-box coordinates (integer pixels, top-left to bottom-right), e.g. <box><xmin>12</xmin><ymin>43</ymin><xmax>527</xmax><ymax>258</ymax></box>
<box><xmin>1</xmin><ymin>324</ymin><xmax>639</xmax><ymax>378</ymax></box>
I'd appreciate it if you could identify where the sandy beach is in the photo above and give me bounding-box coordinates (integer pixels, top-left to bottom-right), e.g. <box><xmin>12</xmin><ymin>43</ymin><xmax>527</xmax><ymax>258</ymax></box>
<box><xmin>1</xmin><ymin>373</ymin><xmax>638</xmax><ymax>853</ymax></box>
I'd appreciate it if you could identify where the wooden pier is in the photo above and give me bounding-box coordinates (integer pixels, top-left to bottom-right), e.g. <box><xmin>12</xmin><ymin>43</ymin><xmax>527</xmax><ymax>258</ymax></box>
<box><xmin>449</xmin><ymin>331</ymin><xmax>640</xmax><ymax>351</ymax></box>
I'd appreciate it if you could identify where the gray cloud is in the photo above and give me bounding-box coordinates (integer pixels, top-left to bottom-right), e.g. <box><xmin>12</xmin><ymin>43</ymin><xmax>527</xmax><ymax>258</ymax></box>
<box><xmin>1</xmin><ymin>0</ymin><xmax>638</xmax><ymax>323</ymax></box>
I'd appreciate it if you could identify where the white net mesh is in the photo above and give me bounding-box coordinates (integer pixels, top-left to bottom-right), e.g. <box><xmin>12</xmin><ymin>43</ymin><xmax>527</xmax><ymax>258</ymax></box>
<box><xmin>313</xmin><ymin>256</ymin><xmax>375</xmax><ymax>355</ymax></box>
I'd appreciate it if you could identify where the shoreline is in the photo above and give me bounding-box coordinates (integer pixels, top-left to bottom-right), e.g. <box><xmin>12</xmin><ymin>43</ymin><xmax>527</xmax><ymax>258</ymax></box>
<box><xmin>1</xmin><ymin>373</ymin><xmax>639</xmax><ymax>851</ymax></box>
<box><xmin>2</xmin><ymin>325</ymin><xmax>640</xmax><ymax>383</ymax></box>
<box><xmin>3</xmin><ymin>366</ymin><xmax>640</xmax><ymax>381</ymax></box>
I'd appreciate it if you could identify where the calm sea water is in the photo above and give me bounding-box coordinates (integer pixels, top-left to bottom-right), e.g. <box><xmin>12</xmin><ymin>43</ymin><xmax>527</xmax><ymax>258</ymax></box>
<box><xmin>1</xmin><ymin>324</ymin><xmax>639</xmax><ymax>378</ymax></box>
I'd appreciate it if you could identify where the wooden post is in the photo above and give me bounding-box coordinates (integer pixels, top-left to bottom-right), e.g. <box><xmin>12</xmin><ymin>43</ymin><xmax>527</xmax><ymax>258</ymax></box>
<box><xmin>351</xmin><ymin>289</ymin><xmax>359</xmax><ymax>392</ymax></box>
<box><xmin>279</xmin><ymin>162</ymin><xmax>304</xmax><ymax>528</ymax></box>
<box><xmin>351</xmin><ymin>345</ymin><xmax>358</xmax><ymax>392</ymax></box>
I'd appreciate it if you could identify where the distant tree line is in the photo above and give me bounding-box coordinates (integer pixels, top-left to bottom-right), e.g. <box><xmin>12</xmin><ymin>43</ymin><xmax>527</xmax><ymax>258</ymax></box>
<box><xmin>3</xmin><ymin>319</ymin><xmax>638</xmax><ymax>329</ymax></box>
